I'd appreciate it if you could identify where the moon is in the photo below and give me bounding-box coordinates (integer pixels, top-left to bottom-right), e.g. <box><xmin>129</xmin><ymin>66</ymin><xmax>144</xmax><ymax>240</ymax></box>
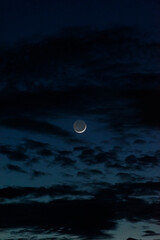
<box><xmin>73</xmin><ymin>120</ymin><xmax>87</xmax><ymax>134</ymax></box>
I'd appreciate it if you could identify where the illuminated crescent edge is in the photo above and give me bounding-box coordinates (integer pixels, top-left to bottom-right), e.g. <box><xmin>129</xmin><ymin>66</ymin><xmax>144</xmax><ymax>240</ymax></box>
<box><xmin>75</xmin><ymin>124</ymin><xmax>87</xmax><ymax>133</ymax></box>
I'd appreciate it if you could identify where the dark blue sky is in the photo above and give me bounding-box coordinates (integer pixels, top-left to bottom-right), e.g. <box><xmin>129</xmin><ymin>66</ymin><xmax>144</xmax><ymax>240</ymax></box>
<box><xmin>0</xmin><ymin>0</ymin><xmax>159</xmax><ymax>44</ymax></box>
<box><xmin>0</xmin><ymin>1</ymin><xmax>160</xmax><ymax>240</ymax></box>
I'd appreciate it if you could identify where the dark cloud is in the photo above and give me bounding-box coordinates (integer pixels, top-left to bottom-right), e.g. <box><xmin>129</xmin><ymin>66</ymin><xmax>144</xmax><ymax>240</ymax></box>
<box><xmin>23</xmin><ymin>139</ymin><xmax>50</xmax><ymax>150</ymax></box>
<box><xmin>63</xmin><ymin>172</ymin><xmax>73</xmax><ymax>178</ymax></box>
<box><xmin>88</xmin><ymin>180</ymin><xmax>160</xmax><ymax>203</ymax></box>
<box><xmin>0</xmin><ymin>180</ymin><xmax>160</xmax><ymax>238</ymax></box>
<box><xmin>22</xmin><ymin>139</ymin><xmax>53</xmax><ymax>162</ymax></box>
<box><xmin>116</xmin><ymin>172</ymin><xmax>145</xmax><ymax>182</ymax></box>
<box><xmin>143</xmin><ymin>230</ymin><xmax>160</xmax><ymax>236</ymax></box>
<box><xmin>76</xmin><ymin>145</ymin><xmax>160</xmax><ymax>171</ymax></box>
<box><xmin>114</xmin><ymin>181</ymin><xmax>160</xmax><ymax>199</ymax></box>
<box><xmin>125</xmin><ymin>154</ymin><xmax>160</xmax><ymax>170</ymax></box>
<box><xmin>0</xmin><ymin>118</ymin><xmax>72</xmax><ymax>138</ymax></box>
<box><xmin>1</xmin><ymin>180</ymin><xmax>160</xmax><ymax>203</ymax></box>
<box><xmin>58</xmin><ymin>150</ymin><xmax>72</xmax><ymax>155</ymax></box>
<box><xmin>133</xmin><ymin>139</ymin><xmax>146</xmax><ymax>144</ymax></box>
<box><xmin>0</xmin><ymin>196</ymin><xmax>159</xmax><ymax>238</ymax></box>
<box><xmin>46</xmin><ymin>148</ymin><xmax>78</xmax><ymax>168</ymax></box>
<box><xmin>53</xmin><ymin>155</ymin><xmax>76</xmax><ymax>167</ymax></box>
<box><xmin>0</xmin><ymin>87</ymin><xmax>89</xmax><ymax>120</ymax></box>
<box><xmin>0</xmin><ymin>185</ymin><xmax>90</xmax><ymax>200</ymax></box>
<box><xmin>122</xmin><ymin>73</ymin><xmax>160</xmax><ymax>88</ymax></box>
<box><xmin>90</xmin><ymin>169</ymin><xmax>103</xmax><ymax>175</ymax></box>
<box><xmin>0</xmin><ymin>26</ymin><xmax>159</xmax><ymax>135</ymax></box>
<box><xmin>77</xmin><ymin>168</ymin><xmax>104</xmax><ymax>179</ymax></box>
<box><xmin>0</xmin><ymin>83</ymin><xmax>159</xmax><ymax>136</ymax></box>
<box><xmin>74</xmin><ymin>146</ymin><xmax>89</xmax><ymax>151</ymax></box>
<box><xmin>126</xmin><ymin>238</ymin><xmax>138</xmax><ymax>240</ymax></box>
<box><xmin>37</xmin><ymin>149</ymin><xmax>53</xmax><ymax>157</ymax></box>
<box><xmin>96</xmin><ymin>149</ymin><xmax>118</xmax><ymax>165</ymax></box>
<box><xmin>78</xmin><ymin>147</ymin><xmax>118</xmax><ymax>166</ymax></box>
<box><xmin>0</xmin><ymin>199</ymin><xmax>116</xmax><ymax>238</ymax></box>
<box><xmin>1</xmin><ymin>26</ymin><xmax>148</xmax><ymax>86</ymax></box>
<box><xmin>123</xmin><ymin>88</ymin><xmax>160</xmax><ymax>129</ymax></box>
<box><xmin>31</xmin><ymin>170</ymin><xmax>50</xmax><ymax>179</ymax></box>
<box><xmin>0</xmin><ymin>145</ymin><xmax>28</xmax><ymax>162</ymax></box>
<box><xmin>77</xmin><ymin>170</ymin><xmax>90</xmax><ymax>179</ymax></box>
<box><xmin>78</xmin><ymin>148</ymin><xmax>96</xmax><ymax>164</ymax></box>
<box><xmin>25</xmin><ymin>157</ymin><xmax>40</xmax><ymax>166</ymax></box>
<box><xmin>5</xmin><ymin>164</ymin><xmax>26</xmax><ymax>174</ymax></box>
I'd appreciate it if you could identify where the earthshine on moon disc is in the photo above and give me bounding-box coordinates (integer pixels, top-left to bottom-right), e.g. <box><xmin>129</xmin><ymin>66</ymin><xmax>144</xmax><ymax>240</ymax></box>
<box><xmin>73</xmin><ymin>120</ymin><xmax>87</xmax><ymax>134</ymax></box>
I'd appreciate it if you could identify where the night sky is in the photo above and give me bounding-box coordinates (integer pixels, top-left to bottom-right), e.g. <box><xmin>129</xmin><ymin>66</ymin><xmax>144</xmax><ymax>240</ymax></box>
<box><xmin>0</xmin><ymin>0</ymin><xmax>160</xmax><ymax>239</ymax></box>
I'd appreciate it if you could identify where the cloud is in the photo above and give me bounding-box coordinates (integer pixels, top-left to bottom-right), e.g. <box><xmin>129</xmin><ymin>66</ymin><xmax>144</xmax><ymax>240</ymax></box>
<box><xmin>5</xmin><ymin>164</ymin><xmax>26</xmax><ymax>174</ymax></box>
<box><xmin>0</xmin><ymin>118</ymin><xmax>72</xmax><ymax>138</ymax></box>
<box><xmin>75</xmin><ymin>145</ymin><xmax>160</xmax><ymax>171</ymax></box>
<box><xmin>74</xmin><ymin>146</ymin><xmax>89</xmax><ymax>151</ymax></box>
<box><xmin>0</xmin><ymin>185</ymin><xmax>90</xmax><ymax>201</ymax></box>
<box><xmin>1</xmin><ymin>84</ymin><xmax>159</xmax><ymax>137</ymax></box>
<box><xmin>78</xmin><ymin>147</ymin><xmax>118</xmax><ymax>166</ymax></box>
<box><xmin>53</xmin><ymin>155</ymin><xmax>76</xmax><ymax>167</ymax></box>
<box><xmin>143</xmin><ymin>230</ymin><xmax>160</xmax><ymax>236</ymax></box>
<box><xmin>0</xmin><ymin>199</ymin><xmax>116</xmax><ymax>238</ymax></box>
<box><xmin>77</xmin><ymin>168</ymin><xmax>104</xmax><ymax>179</ymax></box>
<box><xmin>58</xmin><ymin>150</ymin><xmax>72</xmax><ymax>155</ymax></box>
<box><xmin>37</xmin><ymin>149</ymin><xmax>53</xmax><ymax>157</ymax></box>
<box><xmin>126</xmin><ymin>238</ymin><xmax>138</xmax><ymax>240</ymax></box>
<box><xmin>23</xmin><ymin>139</ymin><xmax>50</xmax><ymax>150</ymax></box>
<box><xmin>90</xmin><ymin>169</ymin><xmax>103</xmax><ymax>175</ymax></box>
<box><xmin>114</xmin><ymin>181</ymin><xmax>160</xmax><ymax>199</ymax></box>
<box><xmin>116</xmin><ymin>172</ymin><xmax>145</xmax><ymax>182</ymax></box>
<box><xmin>1</xmin><ymin>26</ymin><xmax>158</xmax><ymax>91</ymax></box>
<box><xmin>25</xmin><ymin>157</ymin><xmax>40</xmax><ymax>166</ymax></box>
<box><xmin>122</xmin><ymin>88</ymin><xmax>160</xmax><ymax>129</ymax></box>
<box><xmin>48</xmin><ymin>148</ymin><xmax>77</xmax><ymax>167</ymax></box>
<box><xmin>89</xmin><ymin>180</ymin><xmax>160</xmax><ymax>203</ymax></box>
<box><xmin>1</xmin><ymin>180</ymin><xmax>160</xmax><ymax>203</ymax></box>
<box><xmin>0</xmin><ymin>145</ymin><xmax>28</xmax><ymax>162</ymax></box>
<box><xmin>0</xmin><ymin>196</ymin><xmax>159</xmax><ymax>238</ymax></box>
<box><xmin>31</xmin><ymin>170</ymin><xmax>50</xmax><ymax>179</ymax></box>
<box><xmin>21</xmin><ymin>139</ymin><xmax>53</xmax><ymax>164</ymax></box>
<box><xmin>77</xmin><ymin>146</ymin><xmax>127</xmax><ymax>171</ymax></box>
<box><xmin>0</xmin><ymin>117</ymin><xmax>83</xmax><ymax>146</ymax></box>
<box><xmin>125</xmin><ymin>154</ymin><xmax>160</xmax><ymax>170</ymax></box>
<box><xmin>133</xmin><ymin>139</ymin><xmax>146</xmax><ymax>144</ymax></box>
<box><xmin>0</xmin><ymin>180</ymin><xmax>160</xmax><ymax>238</ymax></box>
<box><xmin>0</xmin><ymin>140</ymin><xmax>53</xmax><ymax>166</ymax></box>
<box><xmin>0</xmin><ymin>26</ymin><xmax>159</xmax><ymax>135</ymax></box>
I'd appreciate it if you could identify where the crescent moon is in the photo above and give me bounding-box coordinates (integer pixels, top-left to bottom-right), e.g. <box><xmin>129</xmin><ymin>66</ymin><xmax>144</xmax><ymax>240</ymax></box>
<box><xmin>73</xmin><ymin>120</ymin><xmax>87</xmax><ymax>134</ymax></box>
<box><xmin>76</xmin><ymin>125</ymin><xmax>87</xmax><ymax>134</ymax></box>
